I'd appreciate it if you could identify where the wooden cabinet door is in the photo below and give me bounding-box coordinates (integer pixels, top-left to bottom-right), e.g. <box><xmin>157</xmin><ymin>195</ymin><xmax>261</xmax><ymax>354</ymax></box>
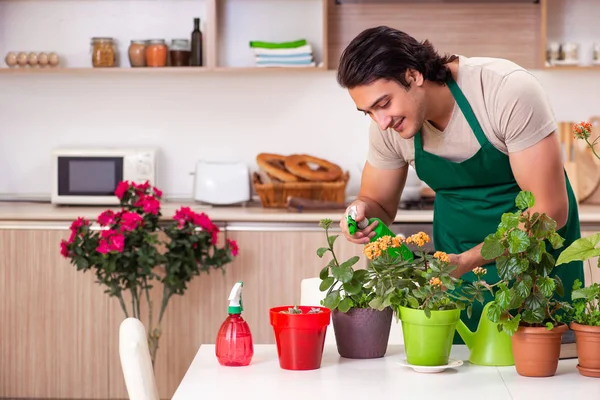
<box><xmin>0</xmin><ymin>228</ymin><xmax>110</xmax><ymax>399</ymax></box>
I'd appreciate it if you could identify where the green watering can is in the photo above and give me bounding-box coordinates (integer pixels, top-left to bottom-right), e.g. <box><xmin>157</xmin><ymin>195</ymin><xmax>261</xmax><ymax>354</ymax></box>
<box><xmin>455</xmin><ymin>302</ymin><xmax>515</xmax><ymax>366</ymax></box>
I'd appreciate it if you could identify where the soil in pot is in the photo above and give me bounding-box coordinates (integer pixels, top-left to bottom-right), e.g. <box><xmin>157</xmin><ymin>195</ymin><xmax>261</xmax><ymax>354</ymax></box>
<box><xmin>269</xmin><ymin>305</ymin><xmax>331</xmax><ymax>371</ymax></box>
<box><xmin>511</xmin><ymin>323</ymin><xmax>568</xmax><ymax>377</ymax></box>
<box><xmin>571</xmin><ymin>322</ymin><xmax>600</xmax><ymax>378</ymax></box>
<box><xmin>332</xmin><ymin>307</ymin><xmax>393</xmax><ymax>359</ymax></box>
<box><xmin>399</xmin><ymin>306</ymin><xmax>461</xmax><ymax>366</ymax></box>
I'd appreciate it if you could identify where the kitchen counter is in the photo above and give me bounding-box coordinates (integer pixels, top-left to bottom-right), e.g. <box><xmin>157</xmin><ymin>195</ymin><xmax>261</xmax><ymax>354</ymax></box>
<box><xmin>1</xmin><ymin>200</ymin><xmax>600</xmax><ymax>227</ymax></box>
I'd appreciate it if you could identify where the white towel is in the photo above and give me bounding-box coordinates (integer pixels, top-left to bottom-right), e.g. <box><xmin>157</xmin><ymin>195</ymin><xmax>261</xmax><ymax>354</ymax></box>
<box><xmin>251</xmin><ymin>44</ymin><xmax>313</xmax><ymax>56</ymax></box>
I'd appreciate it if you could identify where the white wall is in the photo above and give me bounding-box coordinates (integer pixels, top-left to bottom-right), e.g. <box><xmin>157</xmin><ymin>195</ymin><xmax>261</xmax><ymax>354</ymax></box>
<box><xmin>1</xmin><ymin>0</ymin><xmax>599</xmax><ymax>200</ymax></box>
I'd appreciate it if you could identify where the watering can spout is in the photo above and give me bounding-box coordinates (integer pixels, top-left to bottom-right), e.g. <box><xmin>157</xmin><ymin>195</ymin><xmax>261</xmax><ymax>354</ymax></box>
<box><xmin>455</xmin><ymin>320</ymin><xmax>475</xmax><ymax>350</ymax></box>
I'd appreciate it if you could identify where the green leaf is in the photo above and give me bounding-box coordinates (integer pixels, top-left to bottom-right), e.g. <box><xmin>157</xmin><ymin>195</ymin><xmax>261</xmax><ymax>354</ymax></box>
<box><xmin>319</xmin><ymin>277</ymin><xmax>335</xmax><ymax>292</ymax></box>
<box><xmin>522</xmin><ymin>308</ymin><xmax>545</xmax><ymax>325</ymax></box>
<box><xmin>316</xmin><ymin>247</ymin><xmax>329</xmax><ymax>258</ymax></box>
<box><xmin>526</xmin><ymin>240</ymin><xmax>545</xmax><ymax>264</ymax></box>
<box><xmin>515</xmin><ymin>191</ymin><xmax>535</xmax><ymax>210</ymax></box>
<box><xmin>368</xmin><ymin>296</ymin><xmax>384</xmax><ymax>311</ymax></box>
<box><xmin>496</xmin><ymin>286</ymin><xmax>511</xmax><ymax>309</ymax></box>
<box><xmin>332</xmin><ymin>266</ymin><xmax>354</xmax><ymax>284</ymax></box>
<box><xmin>556</xmin><ymin>233</ymin><xmax>600</xmax><ymax>265</ymax></box>
<box><xmin>338</xmin><ymin>297</ymin><xmax>353</xmax><ymax>313</ymax></box>
<box><xmin>486</xmin><ymin>301</ymin><xmax>503</xmax><ymax>322</ymax></box>
<box><xmin>408</xmin><ymin>297</ymin><xmax>420</xmax><ymax>309</ymax></box>
<box><xmin>353</xmin><ymin>269</ymin><xmax>369</xmax><ymax>282</ymax></box>
<box><xmin>319</xmin><ymin>265</ymin><xmax>329</xmax><ymax>280</ymax></box>
<box><xmin>481</xmin><ymin>234</ymin><xmax>505</xmax><ymax>260</ymax></box>
<box><xmin>540</xmin><ymin>252</ymin><xmax>556</xmax><ymax>276</ymax></box>
<box><xmin>327</xmin><ymin>234</ymin><xmax>339</xmax><ymax>248</ymax></box>
<box><xmin>503</xmin><ymin>314</ymin><xmax>521</xmax><ymax>336</ymax></box>
<box><xmin>343</xmin><ymin>279</ymin><xmax>362</xmax><ymax>295</ymax></box>
<box><xmin>537</xmin><ymin>276</ymin><xmax>556</xmax><ymax>298</ymax></box>
<box><xmin>555</xmin><ymin>275</ymin><xmax>565</xmax><ymax>298</ymax></box>
<box><xmin>323</xmin><ymin>290</ymin><xmax>341</xmax><ymax>309</ymax></box>
<box><xmin>497</xmin><ymin>256</ymin><xmax>524</xmax><ymax>281</ymax></box>
<box><xmin>515</xmin><ymin>277</ymin><xmax>533</xmax><ymax>299</ymax></box>
<box><xmin>340</xmin><ymin>256</ymin><xmax>360</xmax><ymax>269</ymax></box>
<box><xmin>508</xmin><ymin>230</ymin><xmax>530</xmax><ymax>254</ymax></box>
<box><xmin>549</xmin><ymin>232</ymin><xmax>565</xmax><ymax>250</ymax></box>
<box><xmin>531</xmin><ymin>213</ymin><xmax>557</xmax><ymax>240</ymax></box>
<box><xmin>500</xmin><ymin>212</ymin><xmax>520</xmax><ymax>230</ymax></box>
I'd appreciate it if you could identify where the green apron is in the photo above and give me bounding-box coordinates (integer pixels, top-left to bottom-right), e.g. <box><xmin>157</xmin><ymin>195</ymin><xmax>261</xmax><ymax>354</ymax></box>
<box><xmin>413</xmin><ymin>76</ymin><xmax>584</xmax><ymax>344</ymax></box>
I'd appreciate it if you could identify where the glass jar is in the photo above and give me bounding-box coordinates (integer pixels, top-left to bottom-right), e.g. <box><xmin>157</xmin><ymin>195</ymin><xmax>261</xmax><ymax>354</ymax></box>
<box><xmin>145</xmin><ymin>39</ymin><xmax>168</xmax><ymax>67</ymax></box>
<box><xmin>128</xmin><ymin>40</ymin><xmax>147</xmax><ymax>67</ymax></box>
<box><xmin>91</xmin><ymin>37</ymin><xmax>116</xmax><ymax>68</ymax></box>
<box><xmin>170</xmin><ymin>39</ymin><xmax>191</xmax><ymax>67</ymax></box>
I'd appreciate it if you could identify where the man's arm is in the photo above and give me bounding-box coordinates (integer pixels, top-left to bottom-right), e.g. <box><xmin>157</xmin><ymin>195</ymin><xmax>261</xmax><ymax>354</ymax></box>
<box><xmin>357</xmin><ymin>161</ymin><xmax>407</xmax><ymax>226</ymax></box>
<box><xmin>451</xmin><ymin>132</ymin><xmax>569</xmax><ymax>276</ymax></box>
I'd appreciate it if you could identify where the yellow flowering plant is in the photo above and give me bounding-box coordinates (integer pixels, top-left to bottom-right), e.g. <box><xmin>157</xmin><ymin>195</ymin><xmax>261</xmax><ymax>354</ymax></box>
<box><xmin>364</xmin><ymin>232</ymin><xmax>494</xmax><ymax>318</ymax></box>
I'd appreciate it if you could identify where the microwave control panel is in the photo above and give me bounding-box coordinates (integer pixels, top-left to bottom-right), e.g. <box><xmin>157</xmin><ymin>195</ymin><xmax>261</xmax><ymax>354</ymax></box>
<box><xmin>124</xmin><ymin>151</ymin><xmax>156</xmax><ymax>184</ymax></box>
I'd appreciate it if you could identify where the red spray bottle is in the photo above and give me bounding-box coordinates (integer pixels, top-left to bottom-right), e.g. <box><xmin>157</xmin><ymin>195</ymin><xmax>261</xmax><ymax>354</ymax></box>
<box><xmin>215</xmin><ymin>281</ymin><xmax>254</xmax><ymax>366</ymax></box>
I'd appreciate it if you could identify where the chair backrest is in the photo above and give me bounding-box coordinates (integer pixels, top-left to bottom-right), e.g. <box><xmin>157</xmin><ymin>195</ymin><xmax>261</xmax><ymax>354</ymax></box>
<box><xmin>119</xmin><ymin>318</ymin><xmax>160</xmax><ymax>400</ymax></box>
<box><xmin>300</xmin><ymin>277</ymin><xmax>404</xmax><ymax>345</ymax></box>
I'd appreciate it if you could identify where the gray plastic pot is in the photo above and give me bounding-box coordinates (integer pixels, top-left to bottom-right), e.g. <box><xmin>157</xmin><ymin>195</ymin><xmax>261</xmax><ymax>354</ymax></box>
<box><xmin>332</xmin><ymin>307</ymin><xmax>393</xmax><ymax>359</ymax></box>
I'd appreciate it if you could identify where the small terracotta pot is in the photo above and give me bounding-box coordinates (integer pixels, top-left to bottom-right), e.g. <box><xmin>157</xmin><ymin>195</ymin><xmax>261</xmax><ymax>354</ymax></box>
<box><xmin>571</xmin><ymin>322</ymin><xmax>600</xmax><ymax>378</ymax></box>
<box><xmin>511</xmin><ymin>323</ymin><xmax>568</xmax><ymax>377</ymax></box>
<box><xmin>332</xmin><ymin>307</ymin><xmax>393</xmax><ymax>359</ymax></box>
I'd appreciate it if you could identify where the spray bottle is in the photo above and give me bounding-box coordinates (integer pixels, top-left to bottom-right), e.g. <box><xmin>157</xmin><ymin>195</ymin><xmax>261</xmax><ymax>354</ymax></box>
<box><xmin>215</xmin><ymin>281</ymin><xmax>254</xmax><ymax>366</ymax></box>
<box><xmin>346</xmin><ymin>206</ymin><xmax>414</xmax><ymax>262</ymax></box>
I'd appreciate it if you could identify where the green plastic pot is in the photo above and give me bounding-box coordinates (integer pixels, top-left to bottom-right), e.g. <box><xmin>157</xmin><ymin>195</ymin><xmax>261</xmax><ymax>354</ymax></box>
<box><xmin>399</xmin><ymin>306</ymin><xmax>461</xmax><ymax>366</ymax></box>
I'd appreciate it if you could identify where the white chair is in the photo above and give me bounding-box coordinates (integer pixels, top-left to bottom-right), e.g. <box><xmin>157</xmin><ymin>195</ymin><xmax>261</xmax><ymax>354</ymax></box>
<box><xmin>300</xmin><ymin>277</ymin><xmax>404</xmax><ymax>345</ymax></box>
<box><xmin>119</xmin><ymin>317</ymin><xmax>160</xmax><ymax>400</ymax></box>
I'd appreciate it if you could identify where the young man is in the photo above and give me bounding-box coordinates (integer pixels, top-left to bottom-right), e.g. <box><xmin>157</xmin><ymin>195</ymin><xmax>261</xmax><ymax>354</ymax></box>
<box><xmin>337</xmin><ymin>26</ymin><xmax>583</xmax><ymax>343</ymax></box>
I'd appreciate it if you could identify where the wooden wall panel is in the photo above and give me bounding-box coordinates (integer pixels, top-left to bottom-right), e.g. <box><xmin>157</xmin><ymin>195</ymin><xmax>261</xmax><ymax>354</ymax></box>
<box><xmin>0</xmin><ymin>229</ymin><xmax>110</xmax><ymax>399</ymax></box>
<box><xmin>327</xmin><ymin>1</ymin><xmax>541</xmax><ymax>70</ymax></box>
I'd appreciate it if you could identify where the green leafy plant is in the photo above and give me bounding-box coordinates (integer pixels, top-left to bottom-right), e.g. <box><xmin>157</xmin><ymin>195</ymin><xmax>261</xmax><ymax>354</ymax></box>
<box><xmin>60</xmin><ymin>181</ymin><xmax>238</xmax><ymax>366</ymax></box>
<box><xmin>481</xmin><ymin>190</ymin><xmax>572</xmax><ymax>336</ymax></box>
<box><xmin>317</xmin><ymin>219</ymin><xmax>374</xmax><ymax>312</ymax></box>
<box><xmin>569</xmin><ymin>279</ymin><xmax>600</xmax><ymax>326</ymax></box>
<box><xmin>363</xmin><ymin>232</ymin><xmax>493</xmax><ymax>318</ymax></box>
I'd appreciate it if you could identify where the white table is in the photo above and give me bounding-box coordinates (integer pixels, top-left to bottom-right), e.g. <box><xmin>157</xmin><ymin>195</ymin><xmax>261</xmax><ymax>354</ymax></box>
<box><xmin>172</xmin><ymin>344</ymin><xmax>598</xmax><ymax>400</ymax></box>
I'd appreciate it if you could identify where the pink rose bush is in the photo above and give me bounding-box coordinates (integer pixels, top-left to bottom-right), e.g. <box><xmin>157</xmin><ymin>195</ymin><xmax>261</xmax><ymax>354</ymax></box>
<box><xmin>60</xmin><ymin>180</ymin><xmax>239</xmax><ymax>366</ymax></box>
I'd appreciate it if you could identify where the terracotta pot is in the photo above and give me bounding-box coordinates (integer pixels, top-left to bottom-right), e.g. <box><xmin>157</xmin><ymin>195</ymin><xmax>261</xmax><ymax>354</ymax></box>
<box><xmin>332</xmin><ymin>307</ymin><xmax>393</xmax><ymax>359</ymax></box>
<box><xmin>511</xmin><ymin>323</ymin><xmax>568</xmax><ymax>377</ymax></box>
<box><xmin>571</xmin><ymin>322</ymin><xmax>600</xmax><ymax>378</ymax></box>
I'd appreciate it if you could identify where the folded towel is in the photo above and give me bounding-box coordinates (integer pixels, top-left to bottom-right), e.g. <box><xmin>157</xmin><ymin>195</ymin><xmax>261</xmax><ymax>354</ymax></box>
<box><xmin>256</xmin><ymin>61</ymin><xmax>316</xmax><ymax>68</ymax></box>
<box><xmin>251</xmin><ymin>44</ymin><xmax>313</xmax><ymax>56</ymax></box>
<box><xmin>256</xmin><ymin>55</ymin><xmax>313</xmax><ymax>63</ymax></box>
<box><xmin>256</xmin><ymin>58</ymin><xmax>314</xmax><ymax>66</ymax></box>
<box><xmin>249</xmin><ymin>39</ymin><xmax>307</xmax><ymax>49</ymax></box>
<box><xmin>256</xmin><ymin>52</ymin><xmax>313</xmax><ymax>59</ymax></box>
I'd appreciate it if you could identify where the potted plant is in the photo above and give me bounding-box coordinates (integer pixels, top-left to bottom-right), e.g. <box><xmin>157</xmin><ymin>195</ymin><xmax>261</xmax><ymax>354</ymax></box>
<box><xmin>269</xmin><ymin>305</ymin><xmax>331</xmax><ymax>370</ymax></box>
<box><xmin>365</xmin><ymin>231</ymin><xmax>493</xmax><ymax>367</ymax></box>
<box><xmin>554</xmin><ymin>120</ymin><xmax>600</xmax><ymax>378</ymax></box>
<box><xmin>316</xmin><ymin>218</ymin><xmax>393</xmax><ymax>359</ymax></box>
<box><xmin>60</xmin><ymin>180</ymin><xmax>239</xmax><ymax>367</ymax></box>
<box><xmin>481</xmin><ymin>190</ymin><xmax>573</xmax><ymax>377</ymax></box>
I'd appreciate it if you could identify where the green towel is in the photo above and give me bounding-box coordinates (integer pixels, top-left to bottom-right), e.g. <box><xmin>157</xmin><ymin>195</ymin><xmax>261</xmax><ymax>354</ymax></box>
<box><xmin>249</xmin><ymin>39</ymin><xmax>307</xmax><ymax>49</ymax></box>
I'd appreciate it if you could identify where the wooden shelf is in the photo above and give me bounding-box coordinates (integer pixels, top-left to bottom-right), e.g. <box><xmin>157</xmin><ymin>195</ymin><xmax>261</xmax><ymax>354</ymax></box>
<box><xmin>0</xmin><ymin>66</ymin><xmax>328</xmax><ymax>74</ymax></box>
<box><xmin>542</xmin><ymin>65</ymin><xmax>600</xmax><ymax>71</ymax></box>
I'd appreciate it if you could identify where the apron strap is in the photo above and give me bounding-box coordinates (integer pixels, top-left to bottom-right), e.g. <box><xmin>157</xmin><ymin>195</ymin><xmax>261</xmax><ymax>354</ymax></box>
<box><xmin>446</xmin><ymin>76</ymin><xmax>488</xmax><ymax>147</ymax></box>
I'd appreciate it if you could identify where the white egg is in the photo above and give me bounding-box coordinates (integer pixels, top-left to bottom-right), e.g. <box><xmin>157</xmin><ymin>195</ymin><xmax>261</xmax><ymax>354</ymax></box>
<box><xmin>5</xmin><ymin>52</ymin><xmax>17</xmax><ymax>67</ymax></box>
<box><xmin>17</xmin><ymin>52</ymin><xmax>28</xmax><ymax>66</ymax></box>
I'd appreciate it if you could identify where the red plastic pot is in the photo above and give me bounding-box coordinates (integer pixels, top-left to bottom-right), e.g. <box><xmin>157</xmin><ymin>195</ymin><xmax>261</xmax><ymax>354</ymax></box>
<box><xmin>269</xmin><ymin>306</ymin><xmax>331</xmax><ymax>370</ymax></box>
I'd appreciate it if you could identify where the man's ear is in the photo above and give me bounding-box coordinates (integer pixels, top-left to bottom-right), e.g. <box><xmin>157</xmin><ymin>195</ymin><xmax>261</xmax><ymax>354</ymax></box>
<box><xmin>405</xmin><ymin>69</ymin><xmax>424</xmax><ymax>87</ymax></box>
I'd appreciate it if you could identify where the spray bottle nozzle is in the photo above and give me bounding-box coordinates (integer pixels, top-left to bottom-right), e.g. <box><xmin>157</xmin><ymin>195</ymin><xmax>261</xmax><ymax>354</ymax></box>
<box><xmin>228</xmin><ymin>281</ymin><xmax>243</xmax><ymax>314</ymax></box>
<box><xmin>347</xmin><ymin>206</ymin><xmax>369</xmax><ymax>235</ymax></box>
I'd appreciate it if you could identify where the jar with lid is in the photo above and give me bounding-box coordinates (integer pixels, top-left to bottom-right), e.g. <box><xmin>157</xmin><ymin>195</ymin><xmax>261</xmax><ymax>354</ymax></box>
<box><xmin>91</xmin><ymin>37</ymin><xmax>117</xmax><ymax>68</ymax></box>
<box><xmin>128</xmin><ymin>40</ymin><xmax>148</xmax><ymax>67</ymax></box>
<box><xmin>145</xmin><ymin>39</ymin><xmax>168</xmax><ymax>67</ymax></box>
<box><xmin>170</xmin><ymin>39</ymin><xmax>191</xmax><ymax>67</ymax></box>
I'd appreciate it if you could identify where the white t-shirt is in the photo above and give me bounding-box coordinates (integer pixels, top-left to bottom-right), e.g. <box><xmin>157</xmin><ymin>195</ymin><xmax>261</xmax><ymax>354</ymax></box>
<box><xmin>367</xmin><ymin>55</ymin><xmax>557</xmax><ymax>169</ymax></box>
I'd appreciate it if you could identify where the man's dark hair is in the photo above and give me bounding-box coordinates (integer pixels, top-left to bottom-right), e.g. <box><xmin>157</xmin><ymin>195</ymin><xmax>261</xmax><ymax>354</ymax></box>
<box><xmin>337</xmin><ymin>26</ymin><xmax>457</xmax><ymax>90</ymax></box>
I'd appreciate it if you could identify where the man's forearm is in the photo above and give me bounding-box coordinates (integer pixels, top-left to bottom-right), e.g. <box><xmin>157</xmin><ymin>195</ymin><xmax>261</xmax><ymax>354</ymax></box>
<box><xmin>356</xmin><ymin>195</ymin><xmax>396</xmax><ymax>226</ymax></box>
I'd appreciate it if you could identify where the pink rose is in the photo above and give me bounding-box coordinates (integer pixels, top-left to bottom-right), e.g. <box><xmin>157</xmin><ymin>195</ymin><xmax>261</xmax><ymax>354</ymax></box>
<box><xmin>133</xmin><ymin>181</ymin><xmax>150</xmax><ymax>195</ymax></box>
<box><xmin>109</xmin><ymin>233</ymin><xmax>125</xmax><ymax>252</ymax></box>
<box><xmin>120</xmin><ymin>212</ymin><xmax>143</xmax><ymax>232</ymax></box>
<box><xmin>98</xmin><ymin>210</ymin><xmax>116</xmax><ymax>226</ymax></box>
<box><xmin>227</xmin><ymin>239</ymin><xmax>239</xmax><ymax>257</ymax></box>
<box><xmin>60</xmin><ymin>240</ymin><xmax>69</xmax><ymax>258</ymax></box>
<box><xmin>135</xmin><ymin>195</ymin><xmax>160</xmax><ymax>215</ymax></box>
<box><xmin>153</xmin><ymin>187</ymin><xmax>163</xmax><ymax>198</ymax></box>
<box><xmin>97</xmin><ymin>229</ymin><xmax>125</xmax><ymax>254</ymax></box>
<box><xmin>115</xmin><ymin>181</ymin><xmax>130</xmax><ymax>199</ymax></box>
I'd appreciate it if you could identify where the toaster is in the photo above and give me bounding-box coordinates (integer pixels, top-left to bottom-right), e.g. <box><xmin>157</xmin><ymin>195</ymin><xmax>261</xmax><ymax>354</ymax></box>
<box><xmin>192</xmin><ymin>160</ymin><xmax>251</xmax><ymax>205</ymax></box>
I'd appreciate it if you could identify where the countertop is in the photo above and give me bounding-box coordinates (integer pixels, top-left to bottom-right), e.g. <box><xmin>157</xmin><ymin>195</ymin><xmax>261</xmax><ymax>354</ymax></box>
<box><xmin>172</xmin><ymin>344</ymin><xmax>595</xmax><ymax>400</ymax></box>
<box><xmin>1</xmin><ymin>200</ymin><xmax>600</xmax><ymax>227</ymax></box>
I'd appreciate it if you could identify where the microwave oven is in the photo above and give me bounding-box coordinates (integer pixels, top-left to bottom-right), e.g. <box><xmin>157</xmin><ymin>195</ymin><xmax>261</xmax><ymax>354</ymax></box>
<box><xmin>51</xmin><ymin>148</ymin><xmax>158</xmax><ymax>205</ymax></box>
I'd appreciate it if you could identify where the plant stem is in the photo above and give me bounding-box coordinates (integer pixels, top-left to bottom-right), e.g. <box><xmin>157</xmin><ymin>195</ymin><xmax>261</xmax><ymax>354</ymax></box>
<box><xmin>585</xmin><ymin>138</ymin><xmax>600</xmax><ymax>161</ymax></box>
<box><xmin>131</xmin><ymin>288</ymin><xmax>138</xmax><ymax>319</ymax></box>
<box><xmin>158</xmin><ymin>286</ymin><xmax>171</xmax><ymax>325</ymax></box>
<box><xmin>116</xmin><ymin>292</ymin><xmax>129</xmax><ymax>318</ymax></box>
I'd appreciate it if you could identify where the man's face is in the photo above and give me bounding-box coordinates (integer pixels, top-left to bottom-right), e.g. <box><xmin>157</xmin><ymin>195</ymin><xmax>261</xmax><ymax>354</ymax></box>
<box><xmin>349</xmin><ymin>73</ymin><xmax>426</xmax><ymax>139</ymax></box>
